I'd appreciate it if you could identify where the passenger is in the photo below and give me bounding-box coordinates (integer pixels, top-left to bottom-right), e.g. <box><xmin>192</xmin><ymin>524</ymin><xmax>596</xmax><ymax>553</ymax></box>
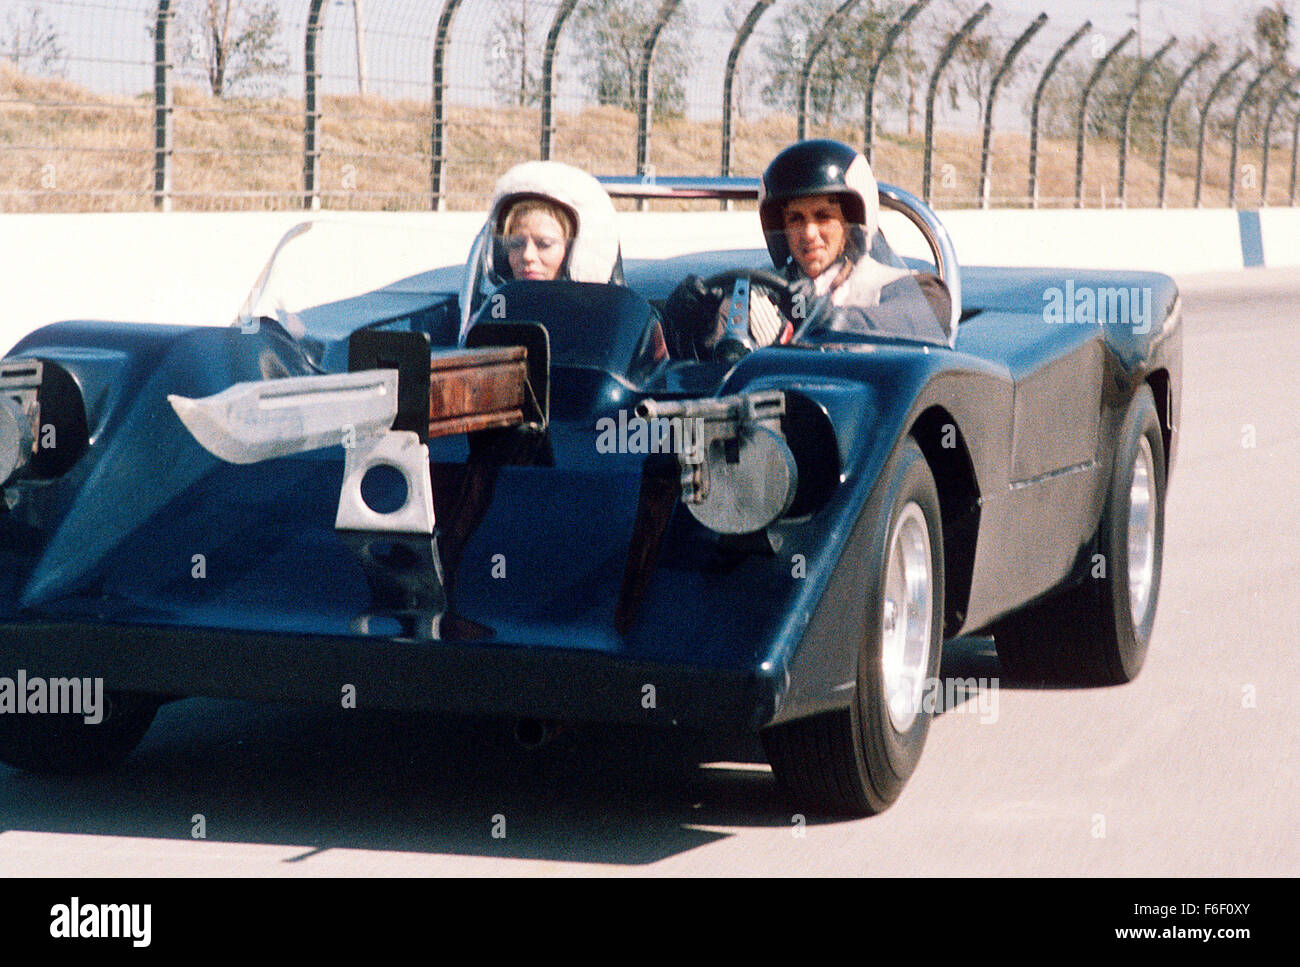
<box><xmin>500</xmin><ymin>196</ymin><xmax>574</xmax><ymax>281</ymax></box>
<box><xmin>470</xmin><ymin>159</ymin><xmax>667</xmax><ymax>363</ymax></box>
<box><xmin>484</xmin><ymin>160</ymin><xmax>623</xmax><ymax>285</ymax></box>
<box><xmin>450</xmin><ymin>161</ymin><xmax>631</xmax><ymax>578</ymax></box>
<box><xmin>664</xmin><ymin>139</ymin><xmax>950</xmax><ymax>357</ymax></box>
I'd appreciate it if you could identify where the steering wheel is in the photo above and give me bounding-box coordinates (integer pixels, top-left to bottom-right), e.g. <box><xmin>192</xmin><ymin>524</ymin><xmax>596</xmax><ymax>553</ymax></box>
<box><xmin>702</xmin><ymin>268</ymin><xmax>797</xmax><ymax>294</ymax></box>
<box><xmin>700</xmin><ymin>268</ymin><xmax>819</xmax><ymax>363</ymax></box>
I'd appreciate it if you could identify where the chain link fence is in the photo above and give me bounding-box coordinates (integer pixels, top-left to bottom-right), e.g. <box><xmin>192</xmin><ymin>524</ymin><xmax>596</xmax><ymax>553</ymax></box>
<box><xmin>2</xmin><ymin>0</ymin><xmax>1297</xmax><ymax>212</ymax></box>
<box><xmin>1</xmin><ymin>0</ymin><xmax>156</xmax><ymax>210</ymax></box>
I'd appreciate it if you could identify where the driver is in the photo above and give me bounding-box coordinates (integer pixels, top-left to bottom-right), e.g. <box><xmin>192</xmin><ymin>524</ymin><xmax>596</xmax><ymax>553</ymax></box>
<box><xmin>663</xmin><ymin>139</ymin><xmax>950</xmax><ymax>357</ymax></box>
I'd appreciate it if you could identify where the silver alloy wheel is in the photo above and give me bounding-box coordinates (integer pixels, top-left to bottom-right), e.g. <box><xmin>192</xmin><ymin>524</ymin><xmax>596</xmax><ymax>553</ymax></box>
<box><xmin>1127</xmin><ymin>435</ymin><xmax>1157</xmax><ymax>628</ymax></box>
<box><xmin>880</xmin><ymin>501</ymin><xmax>933</xmax><ymax>734</ymax></box>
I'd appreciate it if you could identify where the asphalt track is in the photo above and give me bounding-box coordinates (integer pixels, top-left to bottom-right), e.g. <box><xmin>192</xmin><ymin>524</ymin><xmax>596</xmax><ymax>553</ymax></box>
<box><xmin>0</xmin><ymin>267</ymin><xmax>1296</xmax><ymax>876</ymax></box>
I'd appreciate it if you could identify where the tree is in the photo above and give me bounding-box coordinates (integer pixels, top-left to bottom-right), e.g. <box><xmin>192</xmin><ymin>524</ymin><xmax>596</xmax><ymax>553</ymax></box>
<box><xmin>1030</xmin><ymin>50</ymin><xmax>1205</xmax><ymax>149</ymax></box>
<box><xmin>2</xmin><ymin>5</ymin><xmax>65</xmax><ymax>76</ymax></box>
<box><xmin>841</xmin><ymin>1</ymin><xmax>919</xmax><ymax>134</ymax></box>
<box><xmin>1178</xmin><ymin>41</ymin><xmax>1242</xmax><ymax>141</ymax></box>
<box><xmin>1254</xmin><ymin>0</ymin><xmax>1292</xmax><ymax>63</ymax></box>
<box><xmin>490</xmin><ymin>0</ymin><xmax>543</xmax><ymax>108</ymax></box>
<box><xmin>761</xmin><ymin>0</ymin><xmax>860</xmax><ymax>125</ymax></box>
<box><xmin>173</xmin><ymin>0</ymin><xmax>289</xmax><ymax>98</ymax></box>
<box><xmin>888</xmin><ymin>29</ymin><xmax>930</xmax><ymax>136</ymax></box>
<box><xmin>947</xmin><ymin>28</ymin><xmax>1036</xmax><ymax>130</ymax></box>
<box><xmin>759</xmin><ymin>0</ymin><xmax>920</xmax><ymax>135</ymax></box>
<box><xmin>571</xmin><ymin>0</ymin><xmax>692</xmax><ymax>118</ymax></box>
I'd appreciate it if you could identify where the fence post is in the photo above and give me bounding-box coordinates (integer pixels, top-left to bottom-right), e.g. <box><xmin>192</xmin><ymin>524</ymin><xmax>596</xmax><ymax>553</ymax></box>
<box><xmin>1291</xmin><ymin>104</ymin><xmax>1300</xmax><ymax>204</ymax></box>
<box><xmin>863</xmin><ymin>0</ymin><xmax>931</xmax><ymax>164</ymax></box>
<box><xmin>1028</xmin><ymin>21</ymin><xmax>1090</xmax><ymax>208</ymax></box>
<box><xmin>1260</xmin><ymin>71</ymin><xmax>1298</xmax><ymax>205</ymax></box>
<box><xmin>430</xmin><ymin>0</ymin><xmax>464</xmax><ymax>211</ymax></box>
<box><xmin>978</xmin><ymin>12</ymin><xmax>1047</xmax><ymax>209</ymax></box>
<box><xmin>722</xmin><ymin>2</ymin><xmax>774</xmax><ymax>176</ymax></box>
<box><xmin>352</xmin><ymin>0</ymin><xmax>368</xmax><ymax>95</ymax></box>
<box><xmin>1158</xmin><ymin>46</ymin><xmax>1215</xmax><ymax>208</ymax></box>
<box><xmin>539</xmin><ymin>0</ymin><xmax>578</xmax><ymax>160</ymax></box>
<box><xmin>1194</xmin><ymin>52</ymin><xmax>1248</xmax><ymax>207</ymax></box>
<box><xmin>721</xmin><ymin>1</ymin><xmax>774</xmax><ymax>210</ymax></box>
<box><xmin>304</xmin><ymin>0</ymin><xmax>325</xmax><ymax>211</ymax></box>
<box><xmin>1074</xmin><ymin>29</ymin><xmax>1135</xmax><ymax>208</ymax></box>
<box><xmin>152</xmin><ymin>0</ymin><xmax>173</xmax><ymax>212</ymax></box>
<box><xmin>797</xmin><ymin>0</ymin><xmax>862</xmax><ymax>141</ymax></box>
<box><xmin>1228</xmin><ymin>61</ymin><xmax>1277</xmax><ymax>208</ymax></box>
<box><xmin>1116</xmin><ymin>37</ymin><xmax>1174</xmax><ymax>208</ymax></box>
<box><xmin>923</xmin><ymin>3</ymin><xmax>991</xmax><ymax>205</ymax></box>
<box><xmin>634</xmin><ymin>0</ymin><xmax>682</xmax><ymax>210</ymax></box>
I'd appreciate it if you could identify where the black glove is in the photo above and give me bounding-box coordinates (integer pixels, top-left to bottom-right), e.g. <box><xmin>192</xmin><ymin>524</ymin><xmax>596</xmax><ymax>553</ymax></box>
<box><xmin>661</xmin><ymin>274</ymin><xmax>724</xmax><ymax>359</ymax></box>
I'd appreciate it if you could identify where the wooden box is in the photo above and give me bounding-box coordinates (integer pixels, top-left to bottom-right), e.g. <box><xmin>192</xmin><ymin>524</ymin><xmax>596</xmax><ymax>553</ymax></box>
<box><xmin>427</xmin><ymin>345</ymin><xmax>528</xmax><ymax>438</ymax></box>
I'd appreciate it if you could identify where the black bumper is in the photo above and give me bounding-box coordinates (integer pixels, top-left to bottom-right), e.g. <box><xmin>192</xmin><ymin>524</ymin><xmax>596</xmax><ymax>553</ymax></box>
<box><xmin>0</xmin><ymin>621</ymin><xmax>781</xmax><ymax>732</ymax></box>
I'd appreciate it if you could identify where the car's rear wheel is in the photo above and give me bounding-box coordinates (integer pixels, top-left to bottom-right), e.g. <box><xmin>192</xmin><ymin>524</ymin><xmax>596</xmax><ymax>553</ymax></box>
<box><xmin>992</xmin><ymin>384</ymin><xmax>1166</xmax><ymax>686</ymax></box>
<box><xmin>763</xmin><ymin>439</ymin><xmax>944</xmax><ymax>815</ymax></box>
<box><xmin>0</xmin><ymin>689</ymin><xmax>161</xmax><ymax>775</ymax></box>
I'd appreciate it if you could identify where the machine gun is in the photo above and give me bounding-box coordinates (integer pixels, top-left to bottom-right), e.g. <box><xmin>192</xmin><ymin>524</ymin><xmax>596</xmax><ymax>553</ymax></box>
<box><xmin>0</xmin><ymin>360</ymin><xmax>41</xmax><ymax>488</ymax></box>
<box><xmin>636</xmin><ymin>388</ymin><xmax>796</xmax><ymax>535</ymax></box>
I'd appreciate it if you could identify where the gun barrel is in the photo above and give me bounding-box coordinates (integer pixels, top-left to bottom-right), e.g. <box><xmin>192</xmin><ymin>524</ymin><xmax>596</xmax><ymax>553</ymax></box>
<box><xmin>636</xmin><ymin>389</ymin><xmax>784</xmax><ymax>424</ymax></box>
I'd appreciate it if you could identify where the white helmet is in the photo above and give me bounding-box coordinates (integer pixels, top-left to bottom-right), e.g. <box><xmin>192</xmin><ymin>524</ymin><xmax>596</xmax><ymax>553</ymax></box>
<box><xmin>485</xmin><ymin>161</ymin><xmax>622</xmax><ymax>284</ymax></box>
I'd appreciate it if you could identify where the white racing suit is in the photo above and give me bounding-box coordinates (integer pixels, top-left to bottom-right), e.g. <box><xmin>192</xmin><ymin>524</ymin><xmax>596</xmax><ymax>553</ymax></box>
<box><xmin>790</xmin><ymin>255</ymin><xmax>951</xmax><ymax>345</ymax></box>
<box><xmin>664</xmin><ymin>253</ymin><xmax>951</xmax><ymax>359</ymax></box>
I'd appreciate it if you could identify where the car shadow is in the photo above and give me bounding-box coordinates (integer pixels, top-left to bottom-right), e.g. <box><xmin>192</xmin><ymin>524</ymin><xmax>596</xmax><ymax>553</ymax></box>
<box><xmin>0</xmin><ymin>698</ymin><xmax>781</xmax><ymax>867</ymax></box>
<box><xmin>0</xmin><ymin>636</ymin><xmax>1035</xmax><ymax>866</ymax></box>
<box><xmin>944</xmin><ymin>632</ymin><xmax>1138</xmax><ymax>692</ymax></box>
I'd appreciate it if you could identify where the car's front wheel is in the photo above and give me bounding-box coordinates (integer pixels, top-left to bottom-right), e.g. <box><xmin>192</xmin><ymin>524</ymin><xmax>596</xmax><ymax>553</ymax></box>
<box><xmin>992</xmin><ymin>384</ymin><xmax>1166</xmax><ymax>685</ymax></box>
<box><xmin>763</xmin><ymin>439</ymin><xmax>944</xmax><ymax>816</ymax></box>
<box><xmin>0</xmin><ymin>689</ymin><xmax>161</xmax><ymax>775</ymax></box>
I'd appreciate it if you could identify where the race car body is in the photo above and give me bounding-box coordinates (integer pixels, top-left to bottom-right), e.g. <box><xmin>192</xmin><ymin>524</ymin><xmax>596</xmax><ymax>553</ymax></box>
<box><xmin>0</xmin><ymin>182</ymin><xmax>1181</xmax><ymax>815</ymax></box>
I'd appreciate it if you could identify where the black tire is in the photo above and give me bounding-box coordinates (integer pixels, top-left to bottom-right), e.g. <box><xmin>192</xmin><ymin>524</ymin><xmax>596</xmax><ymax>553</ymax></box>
<box><xmin>993</xmin><ymin>384</ymin><xmax>1166</xmax><ymax>686</ymax></box>
<box><xmin>763</xmin><ymin>438</ymin><xmax>944</xmax><ymax>816</ymax></box>
<box><xmin>0</xmin><ymin>689</ymin><xmax>161</xmax><ymax>775</ymax></box>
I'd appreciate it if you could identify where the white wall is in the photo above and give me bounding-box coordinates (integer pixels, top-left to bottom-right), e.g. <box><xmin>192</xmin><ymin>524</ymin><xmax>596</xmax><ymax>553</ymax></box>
<box><xmin>3</xmin><ymin>206</ymin><xmax>1298</xmax><ymax>355</ymax></box>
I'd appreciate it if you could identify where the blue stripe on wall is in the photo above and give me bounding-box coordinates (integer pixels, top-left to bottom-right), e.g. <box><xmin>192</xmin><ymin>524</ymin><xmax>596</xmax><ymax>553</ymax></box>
<box><xmin>1238</xmin><ymin>209</ymin><xmax>1264</xmax><ymax>267</ymax></box>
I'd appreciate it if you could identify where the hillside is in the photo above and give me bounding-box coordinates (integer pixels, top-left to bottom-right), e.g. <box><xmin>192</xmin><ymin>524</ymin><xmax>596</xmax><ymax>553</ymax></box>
<box><xmin>2</xmin><ymin>64</ymin><xmax>1291</xmax><ymax>212</ymax></box>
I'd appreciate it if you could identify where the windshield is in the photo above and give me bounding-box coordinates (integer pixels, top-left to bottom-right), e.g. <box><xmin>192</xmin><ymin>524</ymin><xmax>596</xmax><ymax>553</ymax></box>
<box><xmin>237</xmin><ymin>218</ymin><xmax>481</xmax><ymax>332</ymax></box>
<box><xmin>236</xmin><ymin>211</ymin><xmax>949</xmax><ymax>353</ymax></box>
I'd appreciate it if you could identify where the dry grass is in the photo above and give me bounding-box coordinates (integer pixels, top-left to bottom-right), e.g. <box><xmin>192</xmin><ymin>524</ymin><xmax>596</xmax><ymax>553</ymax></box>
<box><xmin>2</xmin><ymin>63</ymin><xmax>1296</xmax><ymax>213</ymax></box>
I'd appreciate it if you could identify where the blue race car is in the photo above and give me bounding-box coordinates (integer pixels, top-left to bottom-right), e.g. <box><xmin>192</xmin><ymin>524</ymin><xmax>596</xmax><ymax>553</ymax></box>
<box><xmin>0</xmin><ymin>178</ymin><xmax>1180</xmax><ymax>816</ymax></box>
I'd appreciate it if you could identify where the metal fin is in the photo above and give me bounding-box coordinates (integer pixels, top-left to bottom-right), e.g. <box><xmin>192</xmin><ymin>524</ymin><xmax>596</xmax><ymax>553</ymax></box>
<box><xmin>168</xmin><ymin>370</ymin><xmax>398</xmax><ymax>464</ymax></box>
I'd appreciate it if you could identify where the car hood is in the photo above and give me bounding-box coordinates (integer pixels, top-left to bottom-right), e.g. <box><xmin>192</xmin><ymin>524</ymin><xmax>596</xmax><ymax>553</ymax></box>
<box><xmin>0</xmin><ymin>324</ymin><xmax>832</xmax><ymax>675</ymax></box>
